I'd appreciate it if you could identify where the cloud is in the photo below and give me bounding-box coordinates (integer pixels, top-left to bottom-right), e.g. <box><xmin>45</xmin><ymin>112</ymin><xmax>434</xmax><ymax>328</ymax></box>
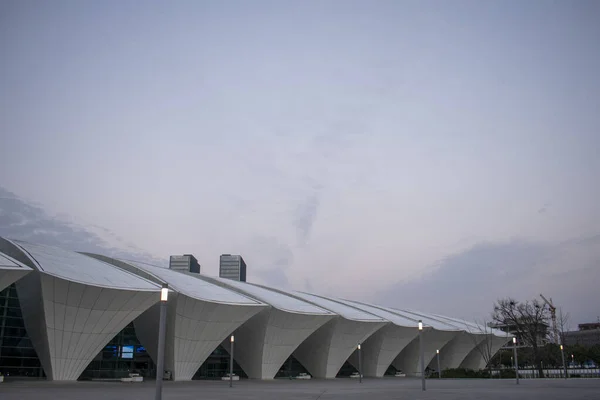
<box><xmin>0</xmin><ymin>185</ymin><xmax>301</xmax><ymax>288</ymax></box>
<box><xmin>303</xmin><ymin>278</ymin><xmax>315</xmax><ymax>293</ymax></box>
<box><xmin>538</xmin><ymin>202</ymin><xmax>551</xmax><ymax>214</ymax></box>
<box><xmin>373</xmin><ymin>234</ymin><xmax>600</xmax><ymax>325</ymax></box>
<box><xmin>0</xmin><ymin>186</ymin><xmax>166</xmax><ymax>266</ymax></box>
<box><xmin>242</xmin><ymin>235</ymin><xmax>294</xmax><ymax>288</ymax></box>
<box><xmin>254</xmin><ymin>267</ymin><xmax>289</xmax><ymax>289</ymax></box>
<box><xmin>293</xmin><ymin>193</ymin><xmax>320</xmax><ymax>246</ymax></box>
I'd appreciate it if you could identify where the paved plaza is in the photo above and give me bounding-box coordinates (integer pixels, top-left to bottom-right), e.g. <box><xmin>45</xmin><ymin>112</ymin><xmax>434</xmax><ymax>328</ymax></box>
<box><xmin>1</xmin><ymin>378</ymin><xmax>599</xmax><ymax>400</ymax></box>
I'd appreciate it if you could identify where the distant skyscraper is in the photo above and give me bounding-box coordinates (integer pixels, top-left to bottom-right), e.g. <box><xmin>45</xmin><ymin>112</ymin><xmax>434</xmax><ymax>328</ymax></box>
<box><xmin>219</xmin><ymin>254</ymin><xmax>246</xmax><ymax>282</ymax></box>
<box><xmin>169</xmin><ymin>254</ymin><xmax>200</xmax><ymax>274</ymax></box>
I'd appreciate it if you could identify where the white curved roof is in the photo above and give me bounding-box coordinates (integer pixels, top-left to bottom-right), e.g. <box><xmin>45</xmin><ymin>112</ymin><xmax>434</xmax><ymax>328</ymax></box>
<box><xmin>428</xmin><ymin>313</ymin><xmax>482</xmax><ymax>332</ymax></box>
<box><xmin>197</xmin><ymin>276</ymin><xmax>332</xmax><ymax>315</ymax></box>
<box><xmin>293</xmin><ymin>292</ymin><xmax>386</xmax><ymax>322</ymax></box>
<box><xmin>430</xmin><ymin>313</ymin><xmax>508</xmax><ymax>337</ymax></box>
<box><xmin>120</xmin><ymin>260</ymin><xmax>265</xmax><ymax>306</ymax></box>
<box><xmin>0</xmin><ymin>251</ymin><xmax>32</xmax><ymax>270</ymax></box>
<box><xmin>336</xmin><ymin>299</ymin><xmax>417</xmax><ymax>327</ymax></box>
<box><xmin>387</xmin><ymin>307</ymin><xmax>463</xmax><ymax>331</ymax></box>
<box><xmin>342</xmin><ymin>300</ymin><xmax>459</xmax><ymax>331</ymax></box>
<box><xmin>11</xmin><ymin>240</ymin><xmax>159</xmax><ymax>291</ymax></box>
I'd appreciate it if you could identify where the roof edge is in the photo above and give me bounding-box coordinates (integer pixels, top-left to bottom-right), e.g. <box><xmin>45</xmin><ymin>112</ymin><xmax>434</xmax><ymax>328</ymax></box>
<box><xmin>293</xmin><ymin>290</ymin><xmax>387</xmax><ymax>323</ymax></box>
<box><xmin>196</xmin><ymin>276</ymin><xmax>333</xmax><ymax>316</ymax></box>
<box><xmin>109</xmin><ymin>258</ymin><xmax>268</xmax><ymax>307</ymax></box>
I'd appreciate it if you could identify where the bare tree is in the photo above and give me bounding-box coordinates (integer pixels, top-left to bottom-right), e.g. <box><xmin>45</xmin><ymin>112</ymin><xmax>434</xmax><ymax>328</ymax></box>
<box><xmin>492</xmin><ymin>298</ymin><xmax>550</xmax><ymax>378</ymax></box>
<box><xmin>556</xmin><ymin>308</ymin><xmax>571</xmax><ymax>344</ymax></box>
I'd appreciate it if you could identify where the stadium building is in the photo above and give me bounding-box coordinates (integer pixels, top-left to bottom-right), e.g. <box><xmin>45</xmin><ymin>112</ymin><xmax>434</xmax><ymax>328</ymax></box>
<box><xmin>0</xmin><ymin>237</ymin><xmax>509</xmax><ymax>381</ymax></box>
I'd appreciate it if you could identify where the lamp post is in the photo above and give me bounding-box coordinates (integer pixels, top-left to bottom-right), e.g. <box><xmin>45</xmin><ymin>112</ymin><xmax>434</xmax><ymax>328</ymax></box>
<box><xmin>512</xmin><ymin>337</ymin><xmax>519</xmax><ymax>385</ymax></box>
<box><xmin>560</xmin><ymin>344</ymin><xmax>567</xmax><ymax>379</ymax></box>
<box><xmin>419</xmin><ymin>320</ymin><xmax>425</xmax><ymax>391</ymax></box>
<box><xmin>229</xmin><ymin>335</ymin><xmax>235</xmax><ymax>388</ymax></box>
<box><xmin>436</xmin><ymin>349</ymin><xmax>441</xmax><ymax>379</ymax></box>
<box><xmin>357</xmin><ymin>343</ymin><xmax>362</xmax><ymax>383</ymax></box>
<box><xmin>155</xmin><ymin>283</ymin><xmax>169</xmax><ymax>400</ymax></box>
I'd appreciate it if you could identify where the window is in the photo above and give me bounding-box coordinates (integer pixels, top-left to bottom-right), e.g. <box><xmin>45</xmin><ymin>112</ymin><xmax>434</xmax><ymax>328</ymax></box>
<box><xmin>121</xmin><ymin>346</ymin><xmax>134</xmax><ymax>359</ymax></box>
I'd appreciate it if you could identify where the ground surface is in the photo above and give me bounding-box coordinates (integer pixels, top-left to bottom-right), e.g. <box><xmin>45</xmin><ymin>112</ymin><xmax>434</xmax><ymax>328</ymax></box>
<box><xmin>1</xmin><ymin>378</ymin><xmax>599</xmax><ymax>400</ymax></box>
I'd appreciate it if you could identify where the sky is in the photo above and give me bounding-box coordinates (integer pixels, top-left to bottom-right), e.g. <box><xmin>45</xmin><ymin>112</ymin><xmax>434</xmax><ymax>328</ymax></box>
<box><xmin>1</xmin><ymin>1</ymin><xmax>599</xmax><ymax>325</ymax></box>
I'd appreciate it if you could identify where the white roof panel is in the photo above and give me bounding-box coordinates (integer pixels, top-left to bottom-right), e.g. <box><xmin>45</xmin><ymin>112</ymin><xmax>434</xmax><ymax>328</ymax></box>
<box><xmin>428</xmin><ymin>313</ymin><xmax>481</xmax><ymax>332</ymax></box>
<box><xmin>293</xmin><ymin>292</ymin><xmax>385</xmax><ymax>322</ymax></box>
<box><xmin>12</xmin><ymin>240</ymin><xmax>159</xmax><ymax>291</ymax></box>
<box><xmin>342</xmin><ymin>300</ymin><xmax>460</xmax><ymax>331</ymax></box>
<box><xmin>388</xmin><ymin>307</ymin><xmax>463</xmax><ymax>331</ymax></box>
<box><xmin>430</xmin><ymin>313</ymin><xmax>509</xmax><ymax>337</ymax></box>
<box><xmin>198</xmin><ymin>277</ymin><xmax>332</xmax><ymax>315</ymax></box>
<box><xmin>338</xmin><ymin>299</ymin><xmax>419</xmax><ymax>327</ymax></box>
<box><xmin>121</xmin><ymin>260</ymin><xmax>265</xmax><ymax>306</ymax></box>
<box><xmin>0</xmin><ymin>251</ymin><xmax>32</xmax><ymax>270</ymax></box>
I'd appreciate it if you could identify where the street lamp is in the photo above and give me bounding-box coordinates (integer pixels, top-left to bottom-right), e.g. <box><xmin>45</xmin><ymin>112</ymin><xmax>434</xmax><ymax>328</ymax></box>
<box><xmin>436</xmin><ymin>349</ymin><xmax>441</xmax><ymax>379</ymax></box>
<box><xmin>512</xmin><ymin>337</ymin><xmax>519</xmax><ymax>385</ymax></box>
<box><xmin>560</xmin><ymin>344</ymin><xmax>567</xmax><ymax>379</ymax></box>
<box><xmin>155</xmin><ymin>283</ymin><xmax>169</xmax><ymax>400</ymax></box>
<box><xmin>357</xmin><ymin>343</ymin><xmax>362</xmax><ymax>383</ymax></box>
<box><xmin>229</xmin><ymin>335</ymin><xmax>235</xmax><ymax>387</ymax></box>
<box><xmin>418</xmin><ymin>320</ymin><xmax>425</xmax><ymax>391</ymax></box>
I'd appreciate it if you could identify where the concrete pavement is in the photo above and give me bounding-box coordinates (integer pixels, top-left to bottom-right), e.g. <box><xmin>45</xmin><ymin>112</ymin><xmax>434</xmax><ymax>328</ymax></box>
<box><xmin>1</xmin><ymin>378</ymin><xmax>599</xmax><ymax>400</ymax></box>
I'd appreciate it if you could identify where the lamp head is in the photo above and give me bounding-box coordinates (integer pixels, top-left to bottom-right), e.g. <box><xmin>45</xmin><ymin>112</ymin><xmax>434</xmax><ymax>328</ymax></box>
<box><xmin>436</xmin><ymin>349</ymin><xmax>439</xmax><ymax>354</ymax></box>
<box><xmin>357</xmin><ymin>343</ymin><xmax>361</xmax><ymax>350</ymax></box>
<box><xmin>230</xmin><ymin>335</ymin><xmax>235</xmax><ymax>343</ymax></box>
<box><xmin>512</xmin><ymin>337</ymin><xmax>516</xmax><ymax>344</ymax></box>
<box><xmin>418</xmin><ymin>320</ymin><xmax>423</xmax><ymax>331</ymax></box>
<box><xmin>560</xmin><ymin>344</ymin><xmax>563</xmax><ymax>350</ymax></box>
<box><xmin>160</xmin><ymin>284</ymin><xmax>169</xmax><ymax>302</ymax></box>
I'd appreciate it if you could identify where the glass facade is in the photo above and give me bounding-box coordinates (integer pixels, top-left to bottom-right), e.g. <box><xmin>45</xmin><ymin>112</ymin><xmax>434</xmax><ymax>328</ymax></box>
<box><xmin>193</xmin><ymin>345</ymin><xmax>247</xmax><ymax>379</ymax></box>
<box><xmin>336</xmin><ymin>360</ymin><xmax>359</xmax><ymax>377</ymax></box>
<box><xmin>79</xmin><ymin>323</ymin><xmax>155</xmax><ymax>380</ymax></box>
<box><xmin>336</xmin><ymin>361</ymin><xmax>397</xmax><ymax>377</ymax></box>
<box><xmin>0</xmin><ymin>284</ymin><xmax>45</xmax><ymax>378</ymax></box>
<box><xmin>384</xmin><ymin>364</ymin><xmax>399</xmax><ymax>376</ymax></box>
<box><xmin>275</xmin><ymin>355</ymin><xmax>310</xmax><ymax>378</ymax></box>
<box><xmin>193</xmin><ymin>351</ymin><xmax>311</xmax><ymax>380</ymax></box>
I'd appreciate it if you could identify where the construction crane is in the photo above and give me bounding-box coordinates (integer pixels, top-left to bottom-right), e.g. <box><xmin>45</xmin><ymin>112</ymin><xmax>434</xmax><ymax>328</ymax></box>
<box><xmin>540</xmin><ymin>294</ymin><xmax>560</xmax><ymax>344</ymax></box>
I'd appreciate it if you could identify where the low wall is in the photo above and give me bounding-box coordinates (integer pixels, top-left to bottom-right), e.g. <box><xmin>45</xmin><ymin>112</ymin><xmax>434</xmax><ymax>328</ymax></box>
<box><xmin>491</xmin><ymin>368</ymin><xmax>600</xmax><ymax>378</ymax></box>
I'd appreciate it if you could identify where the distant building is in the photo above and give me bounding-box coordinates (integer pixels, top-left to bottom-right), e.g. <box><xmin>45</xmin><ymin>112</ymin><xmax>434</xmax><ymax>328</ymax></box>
<box><xmin>219</xmin><ymin>254</ymin><xmax>246</xmax><ymax>282</ymax></box>
<box><xmin>169</xmin><ymin>254</ymin><xmax>200</xmax><ymax>274</ymax></box>
<box><xmin>563</xmin><ymin>322</ymin><xmax>600</xmax><ymax>347</ymax></box>
<box><xmin>489</xmin><ymin>320</ymin><xmax>549</xmax><ymax>346</ymax></box>
<box><xmin>578</xmin><ymin>322</ymin><xmax>600</xmax><ymax>331</ymax></box>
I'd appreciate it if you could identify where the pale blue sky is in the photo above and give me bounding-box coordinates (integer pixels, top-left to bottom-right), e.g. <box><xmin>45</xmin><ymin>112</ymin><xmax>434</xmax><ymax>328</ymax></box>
<box><xmin>1</xmin><ymin>1</ymin><xmax>599</xmax><ymax>322</ymax></box>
